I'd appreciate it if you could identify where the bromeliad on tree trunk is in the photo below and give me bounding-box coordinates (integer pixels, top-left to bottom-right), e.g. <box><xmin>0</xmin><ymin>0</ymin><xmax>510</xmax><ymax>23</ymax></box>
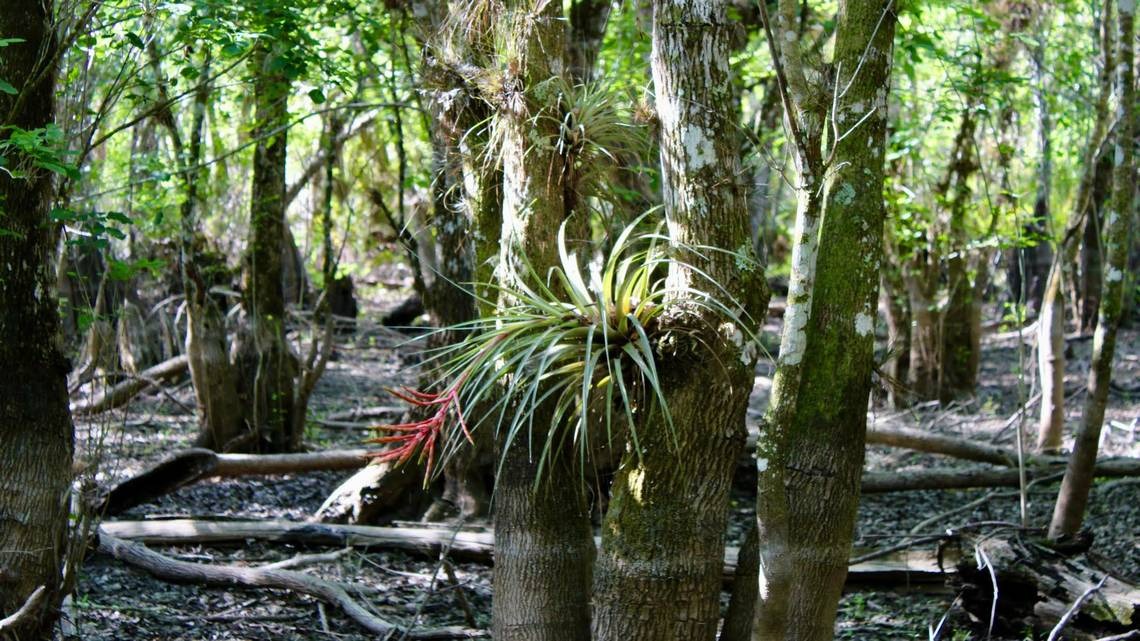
<box><xmin>368</xmin><ymin>215</ymin><xmax>761</xmax><ymax>485</ymax></box>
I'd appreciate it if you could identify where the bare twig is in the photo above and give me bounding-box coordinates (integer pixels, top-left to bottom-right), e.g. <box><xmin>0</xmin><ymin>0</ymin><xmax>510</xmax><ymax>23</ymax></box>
<box><xmin>0</xmin><ymin>586</ymin><xmax>47</xmax><ymax>635</ymax></box>
<box><xmin>1046</xmin><ymin>575</ymin><xmax>1109</xmax><ymax>641</ymax></box>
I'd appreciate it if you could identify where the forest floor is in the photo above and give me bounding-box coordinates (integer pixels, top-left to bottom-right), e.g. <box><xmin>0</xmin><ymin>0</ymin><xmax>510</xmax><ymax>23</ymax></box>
<box><xmin>64</xmin><ymin>298</ymin><xmax>1140</xmax><ymax>641</ymax></box>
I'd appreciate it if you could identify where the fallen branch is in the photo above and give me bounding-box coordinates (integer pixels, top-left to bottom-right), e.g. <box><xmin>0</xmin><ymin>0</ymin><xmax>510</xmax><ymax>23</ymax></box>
<box><xmin>318</xmin><ymin>405</ymin><xmax>404</xmax><ymax>423</ymax></box>
<box><xmin>97</xmin><ymin>448</ymin><xmax>376</xmax><ymax>516</ymax></box>
<box><xmin>99</xmin><ymin>519</ymin><xmax>948</xmax><ymax>586</ymax></box>
<box><xmin>861</xmin><ymin>458</ymin><xmax>1140</xmax><ymax>493</ymax></box>
<box><xmin>867</xmin><ymin>424</ymin><xmax>1037</xmax><ymax>467</ymax></box>
<box><xmin>71</xmin><ymin>355</ymin><xmax>190</xmax><ymax>416</ymax></box>
<box><xmin>0</xmin><ymin>586</ymin><xmax>47</xmax><ymax>636</ymax></box>
<box><xmin>97</xmin><ymin>532</ymin><xmax>396</xmax><ymax>636</ymax></box>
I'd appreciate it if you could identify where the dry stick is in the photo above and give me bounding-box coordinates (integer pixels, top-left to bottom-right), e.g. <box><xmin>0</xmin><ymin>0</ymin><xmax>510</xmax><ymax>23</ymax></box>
<box><xmin>1046</xmin><ymin>575</ymin><xmax>1109</xmax><ymax>641</ymax></box>
<box><xmin>259</xmin><ymin>548</ymin><xmax>352</xmax><ymax>571</ymax></box>
<box><xmin>442</xmin><ymin>560</ymin><xmax>478</xmax><ymax>629</ymax></box>
<box><xmin>70</xmin><ymin>354</ymin><xmax>191</xmax><ymax>415</ymax></box>
<box><xmin>847</xmin><ymin>534</ymin><xmax>948</xmax><ymax>566</ymax></box>
<box><xmin>0</xmin><ymin>586</ymin><xmax>47</xmax><ymax>635</ymax></box>
<box><xmin>97</xmin><ymin>533</ymin><xmax>397</xmax><ymax>636</ymax></box>
<box><xmin>98</xmin><ymin>533</ymin><xmax>488</xmax><ymax>639</ymax></box>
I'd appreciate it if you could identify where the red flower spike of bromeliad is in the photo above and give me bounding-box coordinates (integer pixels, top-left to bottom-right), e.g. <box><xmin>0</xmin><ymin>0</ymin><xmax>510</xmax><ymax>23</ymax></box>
<box><xmin>366</xmin><ymin>380</ymin><xmax>473</xmax><ymax>482</ymax></box>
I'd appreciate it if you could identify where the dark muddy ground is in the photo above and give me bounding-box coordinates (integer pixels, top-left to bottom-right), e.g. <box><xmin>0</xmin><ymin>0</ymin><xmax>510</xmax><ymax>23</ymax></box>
<box><xmin>63</xmin><ymin>299</ymin><xmax>1140</xmax><ymax>641</ymax></box>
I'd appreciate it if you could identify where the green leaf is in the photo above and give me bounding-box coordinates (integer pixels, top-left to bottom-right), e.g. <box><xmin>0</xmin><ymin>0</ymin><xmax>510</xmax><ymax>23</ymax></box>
<box><xmin>308</xmin><ymin>88</ymin><xmax>326</xmax><ymax>104</ymax></box>
<box><xmin>0</xmin><ymin>79</ymin><xmax>17</xmax><ymax>95</ymax></box>
<box><xmin>126</xmin><ymin>32</ymin><xmax>145</xmax><ymax>49</ymax></box>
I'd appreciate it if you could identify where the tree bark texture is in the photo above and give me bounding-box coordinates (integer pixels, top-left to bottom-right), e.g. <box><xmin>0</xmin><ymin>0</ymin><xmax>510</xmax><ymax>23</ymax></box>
<box><xmin>0</xmin><ymin>6</ymin><xmax>74</xmax><ymax>638</ymax></box>
<box><xmin>754</xmin><ymin>2</ymin><xmax>896</xmax><ymax>639</ymax></box>
<box><xmin>490</xmin><ymin>4</ymin><xmax>594</xmax><ymax>641</ymax></box>
<box><xmin>241</xmin><ymin>42</ymin><xmax>299</xmax><ymax>453</ymax></box>
<box><xmin>591</xmin><ymin>1</ymin><xmax>767</xmax><ymax>639</ymax></box>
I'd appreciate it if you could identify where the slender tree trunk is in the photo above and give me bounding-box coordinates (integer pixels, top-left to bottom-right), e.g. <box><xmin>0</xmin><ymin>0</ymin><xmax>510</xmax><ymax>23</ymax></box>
<box><xmin>1036</xmin><ymin>271</ymin><xmax>1066</xmax><ymax>452</ymax></box>
<box><xmin>490</xmin><ymin>4</ymin><xmax>594</xmax><ymax>640</ymax></box>
<box><xmin>239</xmin><ymin>42</ymin><xmax>299</xmax><ymax>453</ymax></box>
<box><xmin>0</xmin><ymin>7</ymin><xmax>74</xmax><ymax>638</ymax></box>
<box><xmin>1036</xmin><ymin>2</ymin><xmax>1115</xmax><ymax>453</ymax></box>
<box><xmin>880</xmin><ymin>271</ymin><xmax>910</xmax><ymax>408</ymax></box>
<box><xmin>939</xmin><ymin>109</ymin><xmax>981</xmax><ymax>402</ymax></box>
<box><xmin>1009</xmin><ymin>22</ymin><xmax>1054</xmax><ymax>318</ymax></box>
<box><xmin>1049</xmin><ymin>0</ymin><xmax>1134</xmax><ymax>541</ymax></box>
<box><xmin>765</xmin><ymin>4</ymin><xmax>896</xmax><ymax>639</ymax></box>
<box><xmin>904</xmin><ymin>263</ymin><xmax>939</xmax><ymax>401</ymax></box>
<box><xmin>592</xmin><ymin>2</ymin><xmax>767</xmax><ymax>639</ymax></box>
<box><xmin>1079</xmin><ymin>151</ymin><xmax>1114</xmax><ymax>332</ymax></box>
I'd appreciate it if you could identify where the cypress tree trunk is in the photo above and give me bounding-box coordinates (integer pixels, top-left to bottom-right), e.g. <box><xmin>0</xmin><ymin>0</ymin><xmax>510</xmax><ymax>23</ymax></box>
<box><xmin>413</xmin><ymin>0</ymin><xmax>498</xmax><ymax>521</ymax></box>
<box><xmin>938</xmin><ymin>109</ymin><xmax>981</xmax><ymax>402</ymax></box>
<box><xmin>1049</xmin><ymin>0</ymin><xmax>1134</xmax><ymax>541</ymax></box>
<box><xmin>0</xmin><ymin>6</ymin><xmax>74</xmax><ymax>638</ymax></box>
<box><xmin>904</xmin><ymin>260</ymin><xmax>940</xmax><ymax>402</ymax></box>
<box><xmin>591</xmin><ymin>1</ymin><xmax>767</xmax><ymax>639</ymax></box>
<box><xmin>239</xmin><ymin>42</ymin><xmax>298</xmax><ymax>453</ymax></box>
<box><xmin>490</xmin><ymin>4</ymin><xmax>593</xmax><ymax>640</ymax></box>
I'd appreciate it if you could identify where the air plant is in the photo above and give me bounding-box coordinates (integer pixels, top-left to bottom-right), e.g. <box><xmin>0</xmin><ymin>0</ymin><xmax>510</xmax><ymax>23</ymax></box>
<box><xmin>368</xmin><ymin>213</ymin><xmax>760</xmax><ymax>484</ymax></box>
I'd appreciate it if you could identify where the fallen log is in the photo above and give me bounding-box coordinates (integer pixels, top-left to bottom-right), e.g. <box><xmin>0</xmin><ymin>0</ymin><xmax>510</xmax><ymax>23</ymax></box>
<box><xmin>866</xmin><ymin>424</ymin><xmax>1039</xmax><ymax>467</ymax></box>
<box><xmin>71</xmin><ymin>354</ymin><xmax>190</xmax><ymax>416</ymax></box>
<box><xmin>861</xmin><ymin>458</ymin><xmax>1140</xmax><ymax>493</ymax></box>
<box><xmin>953</xmin><ymin>534</ymin><xmax>1139</xmax><ymax>639</ymax></box>
<box><xmin>97</xmin><ymin>448</ymin><xmax>375</xmax><ymax>516</ymax></box>
<box><xmin>99</xmin><ymin>519</ymin><xmax>495</xmax><ymax>562</ymax></box>
<box><xmin>97</xmin><ymin>532</ymin><xmax>487</xmax><ymax>639</ymax></box>
<box><xmin>319</xmin><ymin>405</ymin><xmax>404</xmax><ymax>423</ymax></box>
<box><xmin>98</xmin><ymin>519</ymin><xmax>949</xmax><ymax>586</ymax></box>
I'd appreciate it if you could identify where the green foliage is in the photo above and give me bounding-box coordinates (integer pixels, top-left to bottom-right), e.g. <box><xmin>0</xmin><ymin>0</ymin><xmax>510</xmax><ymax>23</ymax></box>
<box><xmin>0</xmin><ymin>124</ymin><xmax>79</xmax><ymax>181</ymax></box>
<box><xmin>374</xmin><ymin>214</ymin><xmax>759</xmax><ymax>483</ymax></box>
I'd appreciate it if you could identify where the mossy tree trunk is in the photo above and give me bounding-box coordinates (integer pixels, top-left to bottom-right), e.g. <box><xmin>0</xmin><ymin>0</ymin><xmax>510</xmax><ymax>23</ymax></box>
<box><xmin>1049</xmin><ymin>0</ymin><xmax>1134</xmax><ymax>541</ymax></box>
<box><xmin>238</xmin><ymin>41</ymin><xmax>299</xmax><ymax>453</ymax></box>
<box><xmin>490</xmin><ymin>3</ymin><xmax>594</xmax><ymax>640</ymax></box>
<box><xmin>591</xmin><ymin>1</ymin><xmax>767</xmax><ymax>639</ymax></box>
<box><xmin>0</xmin><ymin>6</ymin><xmax>74</xmax><ymax>638</ymax></box>
<box><xmin>753</xmin><ymin>2</ymin><xmax>896</xmax><ymax>640</ymax></box>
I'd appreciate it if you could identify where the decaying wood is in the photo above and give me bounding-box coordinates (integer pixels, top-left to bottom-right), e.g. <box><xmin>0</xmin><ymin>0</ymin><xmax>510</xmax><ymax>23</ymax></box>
<box><xmin>314</xmin><ymin>459</ymin><xmax>427</xmax><ymax>524</ymax></box>
<box><xmin>953</xmin><ymin>534</ymin><xmax>1139</xmax><ymax>639</ymax></box>
<box><xmin>97</xmin><ymin>448</ymin><xmax>375</xmax><ymax>516</ymax></box>
<box><xmin>98</xmin><ymin>532</ymin><xmax>395</xmax><ymax>635</ymax></box>
<box><xmin>71</xmin><ymin>354</ymin><xmax>190</xmax><ymax>416</ymax></box>
<box><xmin>861</xmin><ymin>458</ymin><xmax>1140</xmax><ymax>493</ymax></box>
<box><xmin>98</xmin><ymin>519</ymin><xmax>948</xmax><ymax>586</ymax></box>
